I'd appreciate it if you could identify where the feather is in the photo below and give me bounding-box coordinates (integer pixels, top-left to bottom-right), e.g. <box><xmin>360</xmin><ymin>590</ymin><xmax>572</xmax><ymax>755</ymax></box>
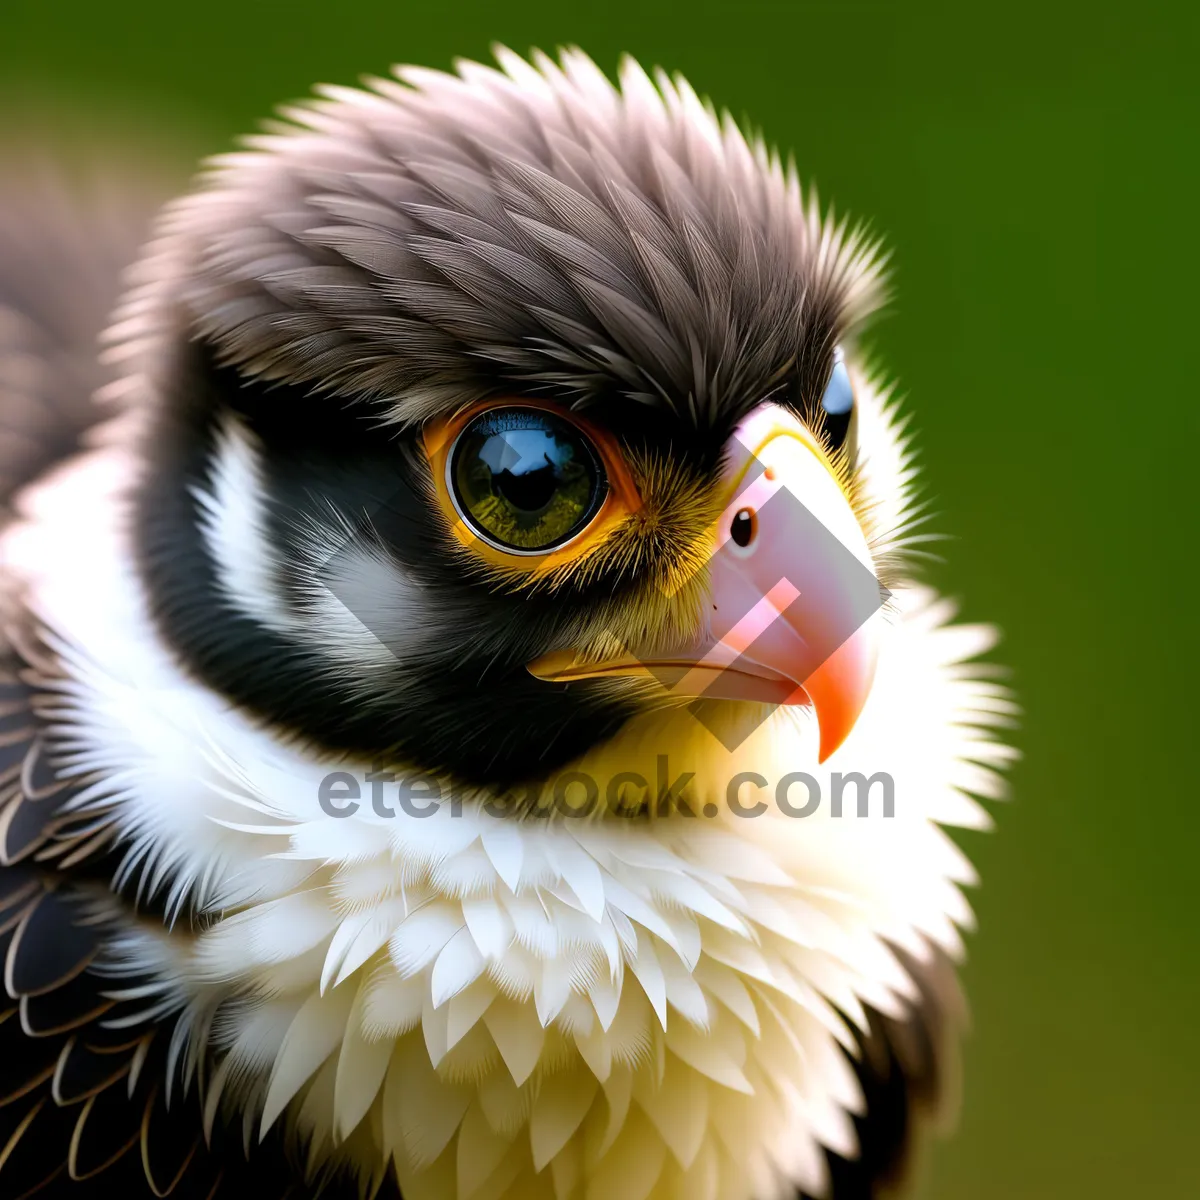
<box><xmin>633</xmin><ymin>1061</ymin><xmax>708</xmax><ymax>1169</ymax></box>
<box><xmin>360</xmin><ymin>965</ymin><xmax>426</xmax><ymax>1042</ymax></box>
<box><xmin>388</xmin><ymin>904</ymin><xmax>463</xmax><ymax>980</ymax></box>
<box><xmin>626</xmin><ymin>931</ymin><xmax>667</xmax><ymax>1030</ymax></box>
<box><xmin>445</xmin><ymin>979</ymin><xmax>496</xmax><ymax>1053</ymax></box>
<box><xmin>572</xmin><ymin>1023</ymin><xmax>612</xmax><ymax>1084</ymax></box>
<box><xmin>479</xmin><ymin>824</ymin><xmax>523</xmax><ymax>894</ymax></box>
<box><xmin>478</xmin><ymin>1002</ymin><xmax>543</xmax><ymax>1091</ymax></box>
<box><xmin>333</xmin><ymin>977</ymin><xmax>392</xmax><ymax>1139</ymax></box>
<box><xmin>455</xmin><ymin>1100</ymin><xmax>513</xmax><ymax>1199</ymax></box>
<box><xmin>259</xmin><ymin>984</ymin><xmax>355</xmax><ymax>1136</ymax></box>
<box><xmin>593</xmin><ymin>1067</ymin><xmax>633</xmax><ymax>1160</ymax></box>
<box><xmin>431</xmin><ymin>927</ymin><xmax>486</xmax><ymax>1008</ymax></box>
<box><xmin>690</xmin><ymin>959</ymin><xmax>760</xmax><ymax>1036</ymax></box>
<box><xmin>462</xmin><ymin>896</ymin><xmax>514</xmax><ymax>962</ymax></box>
<box><xmin>583</xmin><ymin>1108</ymin><xmax>666</xmax><ymax>1200</ymax></box>
<box><xmin>383</xmin><ymin>1036</ymin><xmax>471</xmax><ymax>1169</ymax></box>
<box><xmin>663</xmin><ymin>1021</ymin><xmax>753</xmax><ymax>1096</ymax></box>
<box><xmin>529</xmin><ymin>1069</ymin><xmax>598</xmax><ymax>1171</ymax></box>
<box><xmin>658</xmin><ymin>943</ymin><xmax>711</xmax><ymax>1031</ymax></box>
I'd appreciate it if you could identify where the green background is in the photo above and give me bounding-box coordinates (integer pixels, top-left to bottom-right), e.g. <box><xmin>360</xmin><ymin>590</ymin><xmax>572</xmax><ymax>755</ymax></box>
<box><xmin>3</xmin><ymin>2</ymin><xmax>1197</xmax><ymax>1196</ymax></box>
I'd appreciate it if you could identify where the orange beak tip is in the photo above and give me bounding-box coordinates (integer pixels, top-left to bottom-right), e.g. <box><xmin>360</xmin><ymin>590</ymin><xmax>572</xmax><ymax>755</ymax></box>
<box><xmin>816</xmin><ymin>727</ymin><xmax>845</xmax><ymax>765</ymax></box>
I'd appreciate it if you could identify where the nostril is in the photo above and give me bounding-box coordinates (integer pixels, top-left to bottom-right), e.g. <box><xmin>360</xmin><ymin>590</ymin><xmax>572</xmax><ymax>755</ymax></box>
<box><xmin>730</xmin><ymin>507</ymin><xmax>757</xmax><ymax>548</ymax></box>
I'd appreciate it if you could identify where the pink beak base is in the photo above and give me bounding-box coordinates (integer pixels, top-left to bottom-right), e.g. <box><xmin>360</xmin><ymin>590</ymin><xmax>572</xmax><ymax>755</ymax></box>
<box><xmin>528</xmin><ymin>406</ymin><xmax>886</xmax><ymax>762</ymax></box>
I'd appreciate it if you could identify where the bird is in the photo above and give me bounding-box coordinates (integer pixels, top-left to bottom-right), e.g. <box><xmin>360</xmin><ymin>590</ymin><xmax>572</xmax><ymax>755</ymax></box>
<box><xmin>0</xmin><ymin>47</ymin><xmax>1015</xmax><ymax>1200</ymax></box>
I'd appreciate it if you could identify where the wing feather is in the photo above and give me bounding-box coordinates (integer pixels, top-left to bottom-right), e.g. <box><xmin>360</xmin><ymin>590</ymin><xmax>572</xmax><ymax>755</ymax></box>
<box><xmin>810</xmin><ymin>945</ymin><xmax>966</xmax><ymax>1200</ymax></box>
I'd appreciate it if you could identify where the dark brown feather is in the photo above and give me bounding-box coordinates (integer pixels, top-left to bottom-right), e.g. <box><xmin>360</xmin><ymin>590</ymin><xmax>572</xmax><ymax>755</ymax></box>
<box><xmin>0</xmin><ymin>646</ymin><xmax>373</xmax><ymax>1199</ymax></box>
<box><xmin>810</xmin><ymin>945</ymin><xmax>966</xmax><ymax>1200</ymax></box>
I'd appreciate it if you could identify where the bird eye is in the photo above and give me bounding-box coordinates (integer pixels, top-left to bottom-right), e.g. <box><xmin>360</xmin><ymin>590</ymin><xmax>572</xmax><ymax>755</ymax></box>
<box><xmin>819</xmin><ymin>346</ymin><xmax>855</xmax><ymax>452</ymax></box>
<box><xmin>448</xmin><ymin>407</ymin><xmax>608</xmax><ymax>553</ymax></box>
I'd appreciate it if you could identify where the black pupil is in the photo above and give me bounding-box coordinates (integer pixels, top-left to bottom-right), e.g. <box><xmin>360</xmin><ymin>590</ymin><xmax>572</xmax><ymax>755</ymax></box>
<box><xmin>451</xmin><ymin>407</ymin><xmax>606</xmax><ymax>551</ymax></box>
<box><xmin>493</xmin><ymin>458</ymin><xmax>557</xmax><ymax>513</ymax></box>
<box><xmin>731</xmin><ymin>509</ymin><xmax>755</xmax><ymax>547</ymax></box>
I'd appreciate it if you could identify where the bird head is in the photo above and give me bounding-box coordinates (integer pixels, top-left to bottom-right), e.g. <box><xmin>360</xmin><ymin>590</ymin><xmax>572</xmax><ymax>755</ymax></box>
<box><xmin>129</xmin><ymin>50</ymin><xmax>890</xmax><ymax>799</ymax></box>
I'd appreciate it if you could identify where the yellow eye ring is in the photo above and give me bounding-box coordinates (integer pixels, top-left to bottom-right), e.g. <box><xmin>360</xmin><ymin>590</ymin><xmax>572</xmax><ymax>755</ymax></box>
<box><xmin>422</xmin><ymin>399</ymin><xmax>641</xmax><ymax>575</ymax></box>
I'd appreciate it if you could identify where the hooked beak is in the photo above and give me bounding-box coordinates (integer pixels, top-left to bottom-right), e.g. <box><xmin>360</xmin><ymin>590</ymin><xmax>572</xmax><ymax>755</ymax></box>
<box><xmin>528</xmin><ymin>405</ymin><xmax>886</xmax><ymax>761</ymax></box>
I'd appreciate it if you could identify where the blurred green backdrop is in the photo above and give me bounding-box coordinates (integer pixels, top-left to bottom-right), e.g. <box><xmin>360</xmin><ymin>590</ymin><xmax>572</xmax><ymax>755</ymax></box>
<box><xmin>3</xmin><ymin>1</ymin><xmax>1197</xmax><ymax>1196</ymax></box>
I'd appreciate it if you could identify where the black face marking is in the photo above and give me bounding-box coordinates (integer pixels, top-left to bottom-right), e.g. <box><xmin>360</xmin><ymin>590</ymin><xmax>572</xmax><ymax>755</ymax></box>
<box><xmin>133</xmin><ymin>343</ymin><xmax>713</xmax><ymax>786</ymax></box>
